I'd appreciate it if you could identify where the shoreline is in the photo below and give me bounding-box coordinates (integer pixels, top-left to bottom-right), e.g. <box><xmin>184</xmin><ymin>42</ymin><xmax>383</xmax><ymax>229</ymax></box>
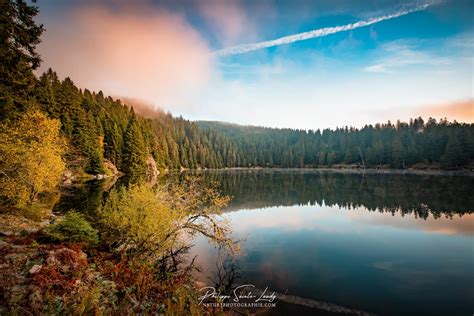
<box><xmin>184</xmin><ymin>167</ymin><xmax>474</xmax><ymax>177</ymax></box>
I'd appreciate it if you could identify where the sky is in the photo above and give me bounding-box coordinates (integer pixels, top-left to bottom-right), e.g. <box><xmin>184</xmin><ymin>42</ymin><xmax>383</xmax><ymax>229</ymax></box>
<box><xmin>36</xmin><ymin>0</ymin><xmax>473</xmax><ymax>129</ymax></box>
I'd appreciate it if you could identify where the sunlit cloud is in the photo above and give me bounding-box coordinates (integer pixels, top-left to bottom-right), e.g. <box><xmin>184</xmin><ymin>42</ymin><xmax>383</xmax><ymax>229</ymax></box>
<box><xmin>36</xmin><ymin>0</ymin><xmax>471</xmax><ymax>128</ymax></box>
<box><xmin>364</xmin><ymin>41</ymin><xmax>452</xmax><ymax>73</ymax></box>
<box><xmin>197</xmin><ymin>0</ymin><xmax>255</xmax><ymax>46</ymax></box>
<box><xmin>38</xmin><ymin>2</ymin><xmax>213</xmax><ymax>110</ymax></box>
<box><xmin>349</xmin><ymin>210</ymin><xmax>474</xmax><ymax>236</ymax></box>
<box><xmin>412</xmin><ymin>99</ymin><xmax>474</xmax><ymax>122</ymax></box>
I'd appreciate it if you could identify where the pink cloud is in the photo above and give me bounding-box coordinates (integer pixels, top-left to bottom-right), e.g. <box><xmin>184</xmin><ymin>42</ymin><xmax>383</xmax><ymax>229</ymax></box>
<box><xmin>38</xmin><ymin>3</ymin><xmax>213</xmax><ymax>110</ymax></box>
<box><xmin>198</xmin><ymin>0</ymin><xmax>255</xmax><ymax>46</ymax></box>
<box><xmin>413</xmin><ymin>99</ymin><xmax>474</xmax><ymax>122</ymax></box>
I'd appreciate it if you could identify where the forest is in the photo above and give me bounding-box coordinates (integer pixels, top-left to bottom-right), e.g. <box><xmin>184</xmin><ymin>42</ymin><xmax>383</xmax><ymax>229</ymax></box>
<box><xmin>1</xmin><ymin>4</ymin><xmax>472</xmax><ymax>179</ymax></box>
<box><xmin>197</xmin><ymin>119</ymin><xmax>473</xmax><ymax>169</ymax></box>
<box><xmin>3</xmin><ymin>65</ymin><xmax>473</xmax><ymax>181</ymax></box>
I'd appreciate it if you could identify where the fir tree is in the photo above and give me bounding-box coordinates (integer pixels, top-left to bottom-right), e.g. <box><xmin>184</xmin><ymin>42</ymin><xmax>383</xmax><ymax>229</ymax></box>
<box><xmin>123</xmin><ymin>113</ymin><xmax>147</xmax><ymax>174</ymax></box>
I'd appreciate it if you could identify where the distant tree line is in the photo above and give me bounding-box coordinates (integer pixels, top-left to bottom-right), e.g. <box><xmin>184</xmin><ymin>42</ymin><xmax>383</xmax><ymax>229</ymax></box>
<box><xmin>198</xmin><ymin>119</ymin><xmax>473</xmax><ymax>169</ymax></box>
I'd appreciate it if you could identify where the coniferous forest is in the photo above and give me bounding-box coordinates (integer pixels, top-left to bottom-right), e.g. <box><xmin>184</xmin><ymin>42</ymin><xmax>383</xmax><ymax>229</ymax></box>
<box><xmin>3</xmin><ymin>69</ymin><xmax>473</xmax><ymax>177</ymax></box>
<box><xmin>1</xmin><ymin>1</ymin><xmax>472</xmax><ymax>177</ymax></box>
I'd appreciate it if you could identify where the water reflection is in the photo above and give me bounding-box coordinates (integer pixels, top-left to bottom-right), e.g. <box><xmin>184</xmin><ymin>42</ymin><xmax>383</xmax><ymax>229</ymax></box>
<box><xmin>201</xmin><ymin>170</ymin><xmax>474</xmax><ymax>218</ymax></box>
<box><xmin>191</xmin><ymin>170</ymin><xmax>474</xmax><ymax>316</ymax></box>
<box><xmin>52</xmin><ymin>170</ymin><xmax>474</xmax><ymax>315</ymax></box>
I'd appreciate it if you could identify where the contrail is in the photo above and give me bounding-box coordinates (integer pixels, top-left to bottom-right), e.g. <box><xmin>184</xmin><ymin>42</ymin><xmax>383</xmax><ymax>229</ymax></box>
<box><xmin>214</xmin><ymin>1</ymin><xmax>439</xmax><ymax>56</ymax></box>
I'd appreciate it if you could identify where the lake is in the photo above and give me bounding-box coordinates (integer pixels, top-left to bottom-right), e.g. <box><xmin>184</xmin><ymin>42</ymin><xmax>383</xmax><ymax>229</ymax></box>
<box><xmin>55</xmin><ymin>170</ymin><xmax>474</xmax><ymax>316</ymax></box>
<box><xmin>191</xmin><ymin>170</ymin><xmax>474</xmax><ymax>316</ymax></box>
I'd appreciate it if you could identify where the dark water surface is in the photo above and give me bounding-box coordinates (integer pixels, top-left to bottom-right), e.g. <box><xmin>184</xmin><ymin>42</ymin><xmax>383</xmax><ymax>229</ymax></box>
<box><xmin>192</xmin><ymin>170</ymin><xmax>474</xmax><ymax>316</ymax></box>
<box><xmin>55</xmin><ymin>170</ymin><xmax>474</xmax><ymax>316</ymax></box>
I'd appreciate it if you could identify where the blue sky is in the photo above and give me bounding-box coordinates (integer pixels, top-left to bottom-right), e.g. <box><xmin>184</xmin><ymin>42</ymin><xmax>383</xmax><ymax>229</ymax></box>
<box><xmin>37</xmin><ymin>0</ymin><xmax>473</xmax><ymax>129</ymax></box>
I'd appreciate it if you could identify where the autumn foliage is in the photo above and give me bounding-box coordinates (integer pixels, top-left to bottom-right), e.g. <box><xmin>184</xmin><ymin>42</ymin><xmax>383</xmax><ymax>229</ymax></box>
<box><xmin>0</xmin><ymin>109</ymin><xmax>65</xmax><ymax>207</ymax></box>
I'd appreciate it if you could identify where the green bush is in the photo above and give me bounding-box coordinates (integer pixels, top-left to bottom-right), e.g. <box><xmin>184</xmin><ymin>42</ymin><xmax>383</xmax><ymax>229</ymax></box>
<box><xmin>44</xmin><ymin>211</ymin><xmax>99</xmax><ymax>245</ymax></box>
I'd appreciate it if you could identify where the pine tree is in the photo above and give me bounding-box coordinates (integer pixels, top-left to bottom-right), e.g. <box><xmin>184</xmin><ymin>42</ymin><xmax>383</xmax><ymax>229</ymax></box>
<box><xmin>318</xmin><ymin>151</ymin><xmax>326</xmax><ymax>165</ymax></box>
<box><xmin>0</xmin><ymin>0</ymin><xmax>44</xmax><ymax>120</ymax></box>
<box><xmin>391</xmin><ymin>138</ymin><xmax>404</xmax><ymax>168</ymax></box>
<box><xmin>327</xmin><ymin>151</ymin><xmax>336</xmax><ymax>166</ymax></box>
<box><xmin>343</xmin><ymin>148</ymin><xmax>353</xmax><ymax>164</ymax></box>
<box><xmin>442</xmin><ymin>135</ymin><xmax>466</xmax><ymax>168</ymax></box>
<box><xmin>123</xmin><ymin>114</ymin><xmax>147</xmax><ymax>174</ymax></box>
<box><xmin>103</xmin><ymin>119</ymin><xmax>122</xmax><ymax>167</ymax></box>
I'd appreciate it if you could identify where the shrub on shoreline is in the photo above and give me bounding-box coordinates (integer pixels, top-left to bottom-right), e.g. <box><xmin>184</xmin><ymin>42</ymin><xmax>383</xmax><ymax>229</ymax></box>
<box><xmin>44</xmin><ymin>211</ymin><xmax>98</xmax><ymax>245</ymax></box>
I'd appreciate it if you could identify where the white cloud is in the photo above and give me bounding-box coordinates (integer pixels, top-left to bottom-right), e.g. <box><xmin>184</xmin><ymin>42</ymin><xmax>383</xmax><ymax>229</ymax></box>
<box><xmin>179</xmin><ymin>37</ymin><xmax>472</xmax><ymax>129</ymax></box>
<box><xmin>363</xmin><ymin>41</ymin><xmax>452</xmax><ymax>73</ymax></box>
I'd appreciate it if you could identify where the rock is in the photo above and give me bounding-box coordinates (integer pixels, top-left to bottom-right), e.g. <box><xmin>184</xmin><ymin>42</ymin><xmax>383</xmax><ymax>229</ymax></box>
<box><xmin>39</xmin><ymin>220</ymin><xmax>51</xmax><ymax>227</ymax></box>
<box><xmin>62</xmin><ymin>170</ymin><xmax>73</xmax><ymax>181</ymax></box>
<box><xmin>145</xmin><ymin>156</ymin><xmax>159</xmax><ymax>177</ymax></box>
<box><xmin>29</xmin><ymin>264</ymin><xmax>42</xmax><ymax>274</ymax></box>
<box><xmin>103</xmin><ymin>159</ymin><xmax>121</xmax><ymax>176</ymax></box>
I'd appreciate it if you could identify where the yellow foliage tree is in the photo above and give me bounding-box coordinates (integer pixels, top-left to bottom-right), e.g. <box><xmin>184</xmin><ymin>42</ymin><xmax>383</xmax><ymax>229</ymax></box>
<box><xmin>0</xmin><ymin>109</ymin><xmax>65</xmax><ymax>207</ymax></box>
<box><xmin>100</xmin><ymin>178</ymin><xmax>233</xmax><ymax>259</ymax></box>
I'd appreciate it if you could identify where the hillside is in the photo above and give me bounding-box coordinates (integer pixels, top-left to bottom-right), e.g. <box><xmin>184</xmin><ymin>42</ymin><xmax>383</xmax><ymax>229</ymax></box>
<box><xmin>197</xmin><ymin>120</ymin><xmax>474</xmax><ymax>169</ymax></box>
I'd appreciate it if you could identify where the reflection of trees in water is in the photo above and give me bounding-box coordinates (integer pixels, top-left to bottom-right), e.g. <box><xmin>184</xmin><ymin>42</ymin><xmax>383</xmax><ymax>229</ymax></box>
<box><xmin>53</xmin><ymin>177</ymin><xmax>126</xmax><ymax>218</ymax></box>
<box><xmin>53</xmin><ymin>180</ymin><xmax>106</xmax><ymax>217</ymax></box>
<box><xmin>202</xmin><ymin>171</ymin><xmax>473</xmax><ymax>219</ymax></box>
<box><xmin>53</xmin><ymin>171</ymin><xmax>473</xmax><ymax>220</ymax></box>
<box><xmin>208</xmin><ymin>246</ymin><xmax>240</xmax><ymax>294</ymax></box>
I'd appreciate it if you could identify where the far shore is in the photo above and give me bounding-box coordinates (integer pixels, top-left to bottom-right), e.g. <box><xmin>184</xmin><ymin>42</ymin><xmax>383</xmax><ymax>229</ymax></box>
<box><xmin>183</xmin><ymin>166</ymin><xmax>474</xmax><ymax>176</ymax></box>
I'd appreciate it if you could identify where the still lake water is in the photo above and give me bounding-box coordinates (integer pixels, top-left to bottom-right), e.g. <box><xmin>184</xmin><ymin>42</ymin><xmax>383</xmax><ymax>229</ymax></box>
<box><xmin>55</xmin><ymin>170</ymin><xmax>474</xmax><ymax>315</ymax></box>
<box><xmin>191</xmin><ymin>170</ymin><xmax>474</xmax><ymax>316</ymax></box>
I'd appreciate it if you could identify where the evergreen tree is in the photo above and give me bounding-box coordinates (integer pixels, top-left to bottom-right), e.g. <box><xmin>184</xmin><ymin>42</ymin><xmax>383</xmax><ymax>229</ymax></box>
<box><xmin>318</xmin><ymin>151</ymin><xmax>326</xmax><ymax>165</ymax></box>
<box><xmin>0</xmin><ymin>0</ymin><xmax>44</xmax><ymax>120</ymax></box>
<box><xmin>442</xmin><ymin>135</ymin><xmax>466</xmax><ymax>168</ymax></box>
<box><xmin>391</xmin><ymin>138</ymin><xmax>404</xmax><ymax>168</ymax></box>
<box><xmin>327</xmin><ymin>151</ymin><xmax>336</xmax><ymax>166</ymax></box>
<box><xmin>343</xmin><ymin>148</ymin><xmax>353</xmax><ymax>164</ymax></box>
<box><xmin>123</xmin><ymin>113</ymin><xmax>147</xmax><ymax>174</ymax></box>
